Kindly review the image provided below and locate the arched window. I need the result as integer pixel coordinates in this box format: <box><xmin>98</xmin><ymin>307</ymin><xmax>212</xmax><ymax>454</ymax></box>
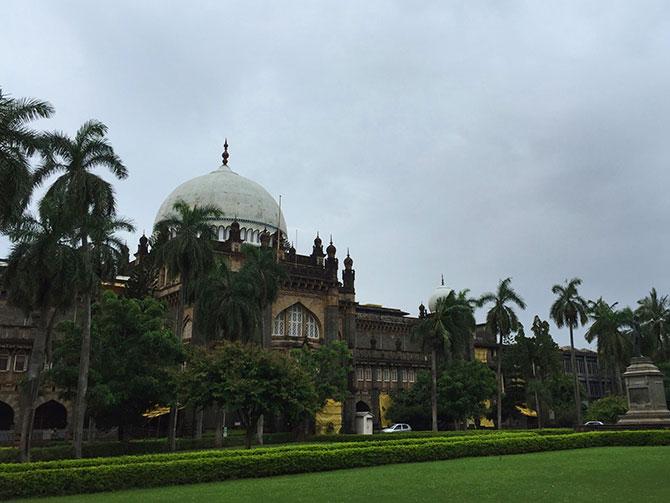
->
<box><xmin>272</xmin><ymin>304</ymin><xmax>320</xmax><ymax>339</ymax></box>
<box><xmin>218</xmin><ymin>226</ymin><xmax>225</xmax><ymax>241</ymax></box>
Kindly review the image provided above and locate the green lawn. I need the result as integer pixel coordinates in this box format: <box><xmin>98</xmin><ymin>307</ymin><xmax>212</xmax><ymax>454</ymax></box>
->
<box><xmin>16</xmin><ymin>446</ymin><xmax>670</xmax><ymax>502</ymax></box>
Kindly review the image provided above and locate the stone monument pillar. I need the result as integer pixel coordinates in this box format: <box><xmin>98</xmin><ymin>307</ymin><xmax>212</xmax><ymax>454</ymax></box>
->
<box><xmin>617</xmin><ymin>357</ymin><xmax>670</xmax><ymax>426</ymax></box>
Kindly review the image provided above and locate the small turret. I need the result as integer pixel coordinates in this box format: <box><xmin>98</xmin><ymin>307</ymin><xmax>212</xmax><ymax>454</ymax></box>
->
<box><xmin>260</xmin><ymin>228</ymin><xmax>271</xmax><ymax>248</ymax></box>
<box><xmin>311</xmin><ymin>232</ymin><xmax>325</xmax><ymax>266</ymax></box>
<box><xmin>342</xmin><ymin>248</ymin><xmax>355</xmax><ymax>294</ymax></box>
<box><xmin>135</xmin><ymin>233</ymin><xmax>149</xmax><ymax>263</ymax></box>
<box><xmin>325</xmin><ymin>235</ymin><xmax>338</xmax><ymax>275</ymax></box>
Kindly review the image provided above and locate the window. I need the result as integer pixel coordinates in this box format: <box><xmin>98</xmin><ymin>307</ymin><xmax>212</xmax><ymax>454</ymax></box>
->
<box><xmin>391</xmin><ymin>368</ymin><xmax>398</xmax><ymax>382</ymax></box>
<box><xmin>14</xmin><ymin>354</ymin><xmax>27</xmax><ymax>372</ymax></box>
<box><xmin>356</xmin><ymin>367</ymin><xmax>364</xmax><ymax>381</ymax></box>
<box><xmin>409</xmin><ymin>369</ymin><xmax>416</xmax><ymax>383</ymax></box>
<box><xmin>577</xmin><ymin>359</ymin><xmax>586</xmax><ymax>374</ymax></box>
<box><xmin>0</xmin><ymin>354</ymin><xmax>9</xmax><ymax>372</ymax></box>
<box><xmin>563</xmin><ymin>359</ymin><xmax>572</xmax><ymax>374</ymax></box>
<box><xmin>402</xmin><ymin>369</ymin><xmax>408</xmax><ymax>383</ymax></box>
<box><xmin>375</xmin><ymin>368</ymin><xmax>382</xmax><ymax>382</ymax></box>
<box><xmin>364</xmin><ymin>367</ymin><xmax>372</xmax><ymax>381</ymax></box>
<box><xmin>272</xmin><ymin>304</ymin><xmax>320</xmax><ymax>339</ymax></box>
<box><xmin>587</xmin><ymin>361</ymin><xmax>599</xmax><ymax>375</ymax></box>
<box><xmin>383</xmin><ymin>368</ymin><xmax>390</xmax><ymax>382</ymax></box>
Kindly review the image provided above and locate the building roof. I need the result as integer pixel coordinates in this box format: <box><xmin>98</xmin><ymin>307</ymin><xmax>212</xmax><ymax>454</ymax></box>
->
<box><xmin>154</xmin><ymin>161</ymin><xmax>287</xmax><ymax>238</ymax></box>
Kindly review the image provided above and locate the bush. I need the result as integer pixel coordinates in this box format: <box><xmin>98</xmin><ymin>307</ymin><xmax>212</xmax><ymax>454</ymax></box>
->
<box><xmin>585</xmin><ymin>396</ymin><xmax>628</xmax><ymax>424</ymax></box>
<box><xmin>0</xmin><ymin>431</ymin><xmax>668</xmax><ymax>499</ymax></box>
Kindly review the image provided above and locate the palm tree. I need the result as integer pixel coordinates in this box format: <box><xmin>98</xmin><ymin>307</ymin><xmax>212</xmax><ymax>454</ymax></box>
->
<box><xmin>239</xmin><ymin>244</ymin><xmax>286</xmax><ymax>346</ymax></box>
<box><xmin>636</xmin><ymin>288</ymin><xmax>670</xmax><ymax>361</ymax></box>
<box><xmin>195</xmin><ymin>260</ymin><xmax>259</xmax><ymax>343</ymax></box>
<box><xmin>0</xmin><ymin>88</ymin><xmax>54</xmax><ymax>230</ymax></box>
<box><xmin>414</xmin><ymin>290</ymin><xmax>475</xmax><ymax>431</ymax></box>
<box><xmin>152</xmin><ymin>200</ymin><xmax>222</xmax><ymax>449</ymax></box>
<box><xmin>585</xmin><ymin>299</ymin><xmax>631</xmax><ymax>394</ymax></box>
<box><xmin>4</xmin><ymin>206</ymin><xmax>78</xmax><ymax>462</ymax></box>
<box><xmin>479</xmin><ymin>278</ymin><xmax>526</xmax><ymax>430</ymax></box>
<box><xmin>34</xmin><ymin>120</ymin><xmax>128</xmax><ymax>458</ymax></box>
<box><xmin>550</xmin><ymin>278</ymin><xmax>589</xmax><ymax>426</ymax></box>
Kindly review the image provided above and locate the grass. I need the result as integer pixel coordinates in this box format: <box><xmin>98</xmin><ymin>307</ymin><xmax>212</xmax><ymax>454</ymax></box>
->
<box><xmin>15</xmin><ymin>446</ymin><xmax>670</xmax><ymax>502</ymax></box>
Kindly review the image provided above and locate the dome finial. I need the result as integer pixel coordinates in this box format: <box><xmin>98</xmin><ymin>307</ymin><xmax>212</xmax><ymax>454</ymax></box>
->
<box><xmin>222</xmin><ymin>138</ymin><xmax>229</xmax><ymax>165</ymax></box>
<box><xmin>441</xmin><ymin>274</ymin><xmax>444</xmax><ymax>286</ymax></box>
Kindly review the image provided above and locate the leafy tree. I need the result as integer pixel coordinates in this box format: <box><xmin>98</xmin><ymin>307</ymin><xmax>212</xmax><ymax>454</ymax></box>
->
<box><xmin>413</xmin><ymin>290</ymin><xmax>475</xmax><ymax>431</ymax></box>
<box><xmin>635</xmin><ymin>288</ymin><xmax>670</xmax><ymax>361</ymax></box>
<box><xmin>0</xmin><ymin>88</ymin><xmax>53</xmax><ymax>230</ymax></box>
<box><xmin>35</xmin><ymin>120</ymin><xmax>130</xmax><ymax>457</ymax></box>
<box><xmin>388</xmin><ymin>361</ymin><xmax>496</xmax><ymax>430</ymax></box>
<box><xmin>479</xmin><ymin>277</ymin><xmax>526</xmax><ymax>429</ymax></box>
<box><xmin>291</xmin><ymin>341</ymin><xmax>352</xmax><ymax>435</ymax></box>
<box><xmin>550</xmin><ymin>278</ymin><xmax>589</xmax><ymax>426</ymax></box>
<box><xmin>438</xmin><ymin>360</ymin><xmax>496</xmax><ymax>428</ymax></box>
<box><xmin>49</xmin><ymin>291</ymin><xmax>184</xmax><ymax>440</ymax></box>
<box><xmin>4</xmin><ymin>207</ymin><xmax>78</xmax><ymax>461</ymax></box>
<box><xmin>585</xmin><ymin>395</ymin><xmax>628</xmax><ymax>424</ymax></box>
<box><xmin>585</xmin><ymin>299</ymin><xmax>632</xmax><ymax>394</ymax></box>
<box><xmin>181</xmin><ymin>342</ymin><xmax>316</xmax><ymax>448</ymax></box>
<box><xmin>545</xmin><ymin>373</ymin><xmax>586</xmax><ymax>427</ymax></box>
<box><xmin>504</xmin><ymin>316</ymin><xmax>561</xmax><ymax>428</ymax></box>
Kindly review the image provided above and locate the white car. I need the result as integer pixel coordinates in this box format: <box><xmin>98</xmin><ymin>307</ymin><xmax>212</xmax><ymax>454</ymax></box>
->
<box><xmin>382</xmin><ymin>423</ymin><xmax>412</xmax><ymax>433</ymax></box>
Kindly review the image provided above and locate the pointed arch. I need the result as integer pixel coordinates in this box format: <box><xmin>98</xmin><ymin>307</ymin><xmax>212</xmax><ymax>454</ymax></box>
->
<box><xmin>272</xmin><ymin>303</ymin><xmax>321</xmax><ymax>339</ymax></box>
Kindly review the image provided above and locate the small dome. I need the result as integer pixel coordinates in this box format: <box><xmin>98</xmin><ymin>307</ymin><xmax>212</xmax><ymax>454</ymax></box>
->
<box><xmin>154</xmin><ymin>162</ymin><xmax>287</xmax><ymax>244</ymax></box>
<box><xmin>428</xmin><ymin>279</ymin><xmax>452</xmax><ymax>313</ymax></box>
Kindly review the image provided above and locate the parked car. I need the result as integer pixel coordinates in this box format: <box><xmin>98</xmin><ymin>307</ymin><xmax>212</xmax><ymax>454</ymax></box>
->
<box><xmin>381</xmin><ymin>423</ymin><xmax>412</xmax><ymax>433</ymax></box>
<box><xmin>583</xmin><ymin>420</ymin><xmax>604</xmax><ymax>426</ymax></box>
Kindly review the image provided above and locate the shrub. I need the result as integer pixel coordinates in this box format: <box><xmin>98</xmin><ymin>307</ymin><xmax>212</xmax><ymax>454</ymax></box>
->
<box><xmin>585</xmin><ymin>396</ymin><xmax>628</xmax><ymax>424</ymax></box>
<box><xmin>0</xmin><ymin>431</ymin><xmax>667</xmax><ymax>499</ymax></box>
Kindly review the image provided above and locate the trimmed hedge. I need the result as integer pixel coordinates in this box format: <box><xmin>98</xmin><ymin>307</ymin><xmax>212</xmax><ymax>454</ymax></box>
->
<box><xmin>0</xmin><ymin>431</ymin><xmax>668</xmax><ymax>500</ymax></box>
<box><xmin>0</xmin><ymin>432</ymin><xmax>294</xmax><ymax>463</ymax></box>
<box><xmin>0</xmin><ymin>431</ymin><xmax>541</xmax><ymax>474</ymax></box>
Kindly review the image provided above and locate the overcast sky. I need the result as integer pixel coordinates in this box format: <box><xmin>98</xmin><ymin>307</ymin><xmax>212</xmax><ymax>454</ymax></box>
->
<box><xmin>3</xmin><ymin>1</ymin><xmax>670</xmax><ymax>348</ymax></box>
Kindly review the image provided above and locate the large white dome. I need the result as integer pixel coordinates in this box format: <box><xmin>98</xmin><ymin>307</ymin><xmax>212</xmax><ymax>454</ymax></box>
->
<box><xmin>428</xmin><ymin>277</ymin><xmax>452</xmax><ymax>313</ymax></box>
<box><xmin>154</xmin><ymin>162</ymin><xmax>287</xmax><ymax>245</ymax></box>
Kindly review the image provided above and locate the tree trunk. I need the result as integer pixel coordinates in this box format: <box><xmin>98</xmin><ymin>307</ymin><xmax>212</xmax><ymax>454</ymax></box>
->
<box><xmin>88</xmin><ymin>416</ymin><xmax>96</xmax><ymax>442</ymax></box>
<box><xmin>72</xmin><ymin>233</ymin><xmax>93</xmax><ymax>459</ymax></box>
<box><xmin>532</xmin><ymin>363</ymin><xmax>542</xmax><ymax>429</ymax></box>
<box><xmin>615</xmin><ymin>364</ymin><xmax>624</xmax><ymax>395</ymax></box>
<box><xmin>431</xmin><ymin>348</ymin><xmax>438</xmax><ymax>432</ymax></box>
<box><xmin>245</xmin><ymin>416</ymin><xmax>258</xmax><ymax>449</ymax></box>
<box><xmin>214</xmin><ymin>406</ymin><xmax>225</xmax><ymax>448</ymax></box>
<box><xmin>194</xmin><ymin>408</ymin><xmax>203</xmax><ymax>440</ymax></box>
<box><xmin>73</xmin><ymin>289</ymin><xmax>92</xmax><ymax>459</ymax></box>
<box><xmin>569</xmin><ymin>325</ymin><xmax>582</xmax><ymax>426</ymax></box>
<box><xmin>168</xmin><ymin>406</ymin><xmax>178</xmax><ymax>451</ymax></box>
<box><xmin>496</xmin><ymin>332</ymin><xmax>503</xmax><ymax>430</ymax></box>
<box><xmin>18</xmin><ymin>309</ymin><xmax>52</xmax><ymax>462</ymax></box>
<box><xmin>257</xmin><ymin>414</ymin><xmax>264</xmax><ymax>445</ymax></box>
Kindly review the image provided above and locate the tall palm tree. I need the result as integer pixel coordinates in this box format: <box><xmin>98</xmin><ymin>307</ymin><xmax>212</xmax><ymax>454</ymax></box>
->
<box><xmin>0</xmin><ymin>88</ymin><xmax>54</xmax><ymax>230</ymax></box>
<box><xmin>479</xmin><ymin>277</ymin><xmax>526</xmax><ymax>430</ymax></box>
<box><xmin>414</xmin><ymin>290</ymin><xmax>475</xmax><ymax>431</ymax></box>
<box><xmin>550</xmin><ymin>278</ymin><xmax>589</xmax><ymax>426</ymax></box>
<box><xmin>4</xmin><ymin>206</ymin><xmax>78</xmax><ymax>462</ymax></box>
<box><xmin>195</xmin><ymin>260</ymin><xmax>259</xmax><ymax>343</ymax></box>
<box><xmin>34</xmin><ymin>120</ymin><xmax>128</xmax><ymax>458</ymax></box>
<box><xmin>152</xmin><ymin>200</ymin><xmax>221</xmax><ymax>449</ymax></box>
<box><xmin>239</xmin><ymin>244</ymin><xmax>286</xmax><ymax>346</ymax></box>
<box><xmin>636</xmin><ymin>288</ymin><xmax>670</xmax><ymax>361</ymax></box>
<box><xmin>585</xmin><ymin>299</ymin><xmax>631</xmax><ymax>394</ymax></box>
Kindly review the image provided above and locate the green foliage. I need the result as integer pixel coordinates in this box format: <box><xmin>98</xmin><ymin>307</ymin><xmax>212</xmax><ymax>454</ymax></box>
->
<box><xmin>550</xmin><ymin>278</ymin><xmax>589</xmax><ymax>330</ymax></box>
<box><xmin>1</xmin><ymin>431</ymin><xmax>668</xmax><ymax>499</ymax></box>
<box><xmin>292</xmin><ymin>340</ymin><xmax>352</xmax><ymax>406</ymax></box>
<box><xmin>585</xmin><ymin>395</ymin><xmax>628</xmax><ymax>424</ymax></box>
<box><xmin>635</xmin><ymin>288</ymin><xmax>670</xmax><ymax>361</ymax></box>
<box><xmin>181</xmin><ymin>342</ymin><xmax>317</xmax><ymax>447</ymax></box>
<box><xmin>479</xmin><ymin>278</ymin><xmax>527</xmax><ymax>345</ymax></box>
<box><xmin>388</xmin><ymin>361</ymin><xmax>496</xmax><ymax>428</ymax></box>
<box><xmin>49</xmin><ymin>291</ymin><xmax>185</xmax><ymax>435</ymax></box>
<box><xmin>0</xmin><ymin>87</ymin><xmax>54</xmax><ymax>230</ymax></box>
<box><xmin>545</xmin><ymin>374</ymin><xmax>586</xmax><ymax>427</ymax></box>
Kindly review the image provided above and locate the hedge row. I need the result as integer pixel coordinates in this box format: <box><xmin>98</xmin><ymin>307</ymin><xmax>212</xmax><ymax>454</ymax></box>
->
<box><xmin>0</xmin><ymin>431</ymin><xmax>542</xmax><ymax>474</ymax></box>
<box><xmin>1</xmin><ymin>431</ymin><xmax>667</xmax><ymax>500</ymax></box>
<box><xmin>0</xmin><ymin>429</ymin><xmax>559</xmax><ymax>464</ymax></box>
<box><xmin>0</xmin><ymin>432</ymin><xmax>294</xmax><ymax>463</ymax></box>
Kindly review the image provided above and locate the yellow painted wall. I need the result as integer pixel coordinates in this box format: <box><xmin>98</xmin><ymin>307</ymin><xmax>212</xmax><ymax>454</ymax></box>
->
<box><xmin>379</xmin><ymin>393</ymin><xmax>392</xmax><ymax>428</ymax></box>
<box><xmin>315</xmin><ymin>399</ymin><xmax>342</xmax><ymax>434</ymax></box>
